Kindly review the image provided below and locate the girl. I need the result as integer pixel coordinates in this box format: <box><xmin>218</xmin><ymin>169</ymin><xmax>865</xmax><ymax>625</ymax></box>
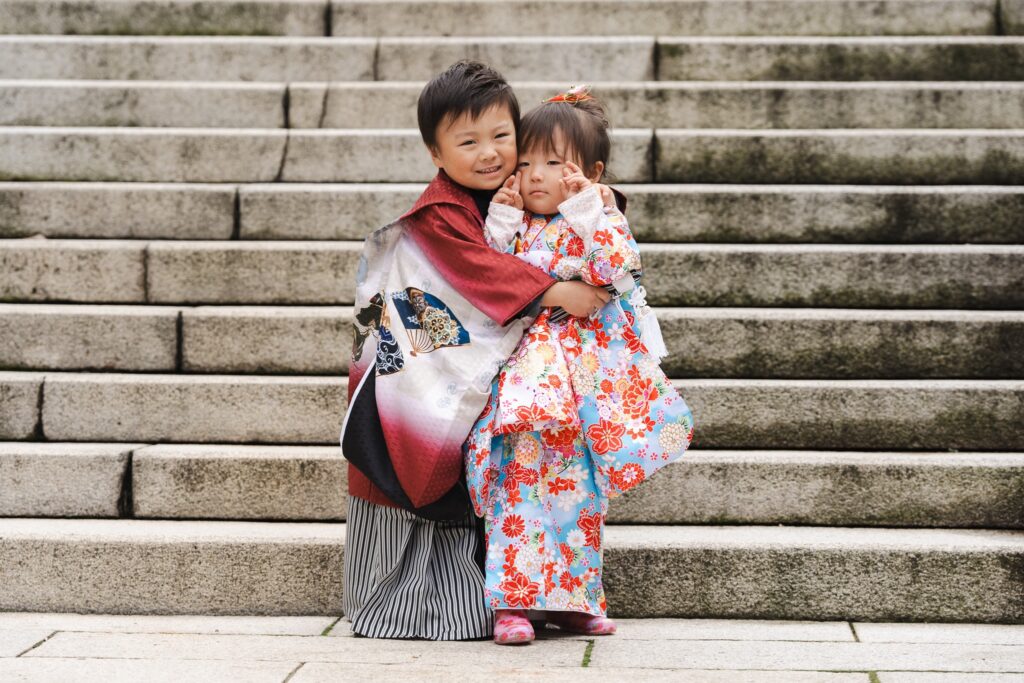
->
<box><xmin>463</xmin><ymin>85</ymin><xmax>696</xmax><ymax>645</ymax></box>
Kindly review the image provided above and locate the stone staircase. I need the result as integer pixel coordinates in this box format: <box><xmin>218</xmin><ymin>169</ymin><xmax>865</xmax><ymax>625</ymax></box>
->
<box><xmin>1</xmin><ymin>1</ymin><xmax>1023</xmax><ymax>622</ymax></box>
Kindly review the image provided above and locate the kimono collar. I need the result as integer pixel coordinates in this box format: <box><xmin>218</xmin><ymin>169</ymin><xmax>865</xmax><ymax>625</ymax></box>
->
<box><xmin>401</xmin><ymin>169</ymin><xmax>483</xmax><ymax>224</ymax></box>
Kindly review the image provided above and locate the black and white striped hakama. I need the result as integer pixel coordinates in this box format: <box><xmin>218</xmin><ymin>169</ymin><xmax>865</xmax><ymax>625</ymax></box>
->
<box><xmin>342</xmin><ymin>494</ymin><xmax>494</xmax><ymax>640</ymax></box>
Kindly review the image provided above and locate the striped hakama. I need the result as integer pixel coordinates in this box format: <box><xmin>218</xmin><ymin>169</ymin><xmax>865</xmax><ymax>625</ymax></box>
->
<box><xmin>342</xmin><ymin>494</ymin><xmax>493</xmax><ymax>640</ymax></box>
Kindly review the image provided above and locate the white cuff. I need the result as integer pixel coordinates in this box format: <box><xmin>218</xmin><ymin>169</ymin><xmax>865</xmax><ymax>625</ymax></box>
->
<box><xmin>557</xmin><ymin>185</ymin><xmax>604</xmax><ymax>252</ymax></box>
<box><xmin>484</xmin><ymin>201</ymin><xmax>525</xmax><ymax>251</ymax></box>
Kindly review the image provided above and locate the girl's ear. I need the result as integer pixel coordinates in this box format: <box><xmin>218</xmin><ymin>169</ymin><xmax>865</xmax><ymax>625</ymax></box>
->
<box><xmin>588</xmin><ymin>160</ymin><xmax>605</xmax><ymax>183</ymax></box>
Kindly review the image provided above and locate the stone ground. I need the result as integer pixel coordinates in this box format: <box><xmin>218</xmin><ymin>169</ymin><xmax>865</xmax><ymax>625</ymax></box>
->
<box><xmin>0</xmin><ymin>613</ymin><xmax>1022</xmax><ymax>681</ymax></box>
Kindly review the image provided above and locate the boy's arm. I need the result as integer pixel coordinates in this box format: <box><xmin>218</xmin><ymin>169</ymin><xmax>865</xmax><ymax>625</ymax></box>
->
<box><xmin>558</xmin><ymin>184</ymin><xmax>642</xmax><ymax>287</ymax></box>
<box><xmin>408</xmin><ymin>203</ymin><xmax>555</xmax><ymax>327</ymax></box>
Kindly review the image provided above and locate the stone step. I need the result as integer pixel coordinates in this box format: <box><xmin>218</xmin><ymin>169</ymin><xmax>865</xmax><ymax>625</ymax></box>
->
<box><xmin>8</xmin><ymin>442</ymin><xmax>1019</xmax><ymax>528</ymax></box>
<box><xmin>4</xmin><ymin>127</ymin><xmax>1024</xmax><ymax>184</ymax></box>
<box><xmin>2</xmin><ymin>371</ymin><xmax>1021</xmax><ymax>450</ymax></box>
<box><xmin>3</xmin><ymin>182</ymin><xmax>1023</xmax><ymax>244</ymax></box>
<box><xmin>0</xmin><ymin>0</ymin><xmax>1003</xmax><ymax>37</ymax></box>
<box><xmin>7</xmin><ymin>80</ymin><xmax>1024</xmax><ymax>129</ymax></box>
<box><xmin>2</xmin><ymin>36</ymin><xmax>1023</xmax><ymax>82</ymax></box>
<box><xmin>0</xmin><ymin>517</ymin><xmax>1020</xmax><ymax>621</ymax></box>
<box><xmin>0</xmin><ymin>0</ymin><xmax>329</xmax><ymax>36</ymax></box>
<box><xmin>3</xmin><ymin>240</ymin><xmax>1021</xmax><ymax>309</ymax></box>
<box><xmin>0</xmin><ymin>127</ymin><xmax>650</xmax><ymax>183</ymax></box>
<box><xmin>4</xmin><ymin>304</ymin><xmax>1024</xmax><ymax>379</ymax></box>
<box><xmin>653</xmin><ymin>129</ymin><xmax>1024</xmax><ymax>184</ymax></box>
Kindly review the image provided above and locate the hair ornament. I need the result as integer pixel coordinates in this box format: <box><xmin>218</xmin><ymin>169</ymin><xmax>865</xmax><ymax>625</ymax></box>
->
<box><xmin>543</xmin><ymin>84</ymin><xmax>593</xmax><ymax>105</ymax></box>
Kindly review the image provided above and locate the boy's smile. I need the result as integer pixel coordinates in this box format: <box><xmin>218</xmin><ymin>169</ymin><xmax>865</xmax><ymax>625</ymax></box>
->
<box><xmin>428</xmin><ymin>103</ymin><xmax>517</xmax><ymax>191</ymax></box>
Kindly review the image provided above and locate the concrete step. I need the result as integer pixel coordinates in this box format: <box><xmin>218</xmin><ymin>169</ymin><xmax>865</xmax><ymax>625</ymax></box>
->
<box><xmin>2</xmin><ymin>36</ymin><xmax>1023</xmax><ymax>82</ymax></box>
<box><xmin>3</xmin><ymin>182</ymin><xmax>1023</xmax><ymax>244</ymax></box>
<box><xmin>3</xmin><ymin>240</ymin><xmax>1021</xmax><ymax>309</ymax></box>
<box><xmin>0</xmin><ymin>0</ymin><xmax>1002</xmax><ymax>37</ymax></box>
<box><xmin>7</xmin><ymin>80</ymin><xmax>1024</xmax><ymax>129</ymax></box>
<box><xmin>4</xmin><ymin>127</ymin><xmax>1024</xmax><ymax>184</ymax></box>
<box><xmin>657</xmin><ymin>37</ymin><xmax>1024</xmax><ymax>81</ymax></box>
<box><xmin>2</xmin><ymin>371</ymin><xmax>1022</xmax><ymax>449</ymax></box>
<box><xmin>0</xmin><ymin>0</ymin><xmax>328</xmax><ymax>36</ymax></box>
<box><xmin>653</xmin><ymin>129</ymin><xmax>1024</xmax><ymax>184</ymax></box>
<box><xmin>8</xmin><ymin>442</ymin><xmax>1019</xmax><ymax>528</ymax></box>
<box><xmin>0</xmin><ymin>127</ymin><xmax>650</xmax><ymax>182</ymax></box>
<box><xmin>0</xmin><ymin>36</ymin><xmax>653</xmax><ymax>82</ymax></box>
<box><xmin>4</xmin><ymin>304</ymin><xmax>1024</xmax><ymax>379</ymax></box>
<box><xmin>0</xmin><ymin>517</ymin><xmax>1020</xmax><ymax>621</ymax></box>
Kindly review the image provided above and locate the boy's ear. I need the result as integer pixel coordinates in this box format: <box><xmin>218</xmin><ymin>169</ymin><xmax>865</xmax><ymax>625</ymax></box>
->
<box><xmin>427</xmin><ymin>144</ymin><xmax>444</xmax><ymax>169</ymax></box>
<box><xmin>588</xmin><ymin>161</ymin><xmax>605</xmax><ymax>183</ymax></box>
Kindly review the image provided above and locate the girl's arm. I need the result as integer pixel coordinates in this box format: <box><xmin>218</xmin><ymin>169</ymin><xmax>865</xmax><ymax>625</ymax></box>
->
<box><xmin>482</xmin><ymin>201</ymin><xmax>524</xmax><ymax>253</ymax></box>
<box><xmin>557</xmin><ymin>184</ymin><xmax>642</xmax><ymax>288</ymax></box>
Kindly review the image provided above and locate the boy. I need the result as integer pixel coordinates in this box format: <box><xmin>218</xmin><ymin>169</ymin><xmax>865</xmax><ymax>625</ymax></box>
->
<box><xmin>341</xmin><ymin>60</ymin><xmax>610</xmax><ymax>640</ymax></box>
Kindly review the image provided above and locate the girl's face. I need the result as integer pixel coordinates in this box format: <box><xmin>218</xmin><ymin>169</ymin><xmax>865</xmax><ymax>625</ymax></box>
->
<box><xmin>517</xmin><ymin>130</ymin><xmax>600</xmax><ymax>215</ymax></box>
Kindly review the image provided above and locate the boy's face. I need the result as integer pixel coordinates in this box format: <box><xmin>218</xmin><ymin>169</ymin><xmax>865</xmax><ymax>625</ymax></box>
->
<box><xmin>429</xmin><ymin>103</ymin><xmax>517</xmax><ymax>191</ymax></box>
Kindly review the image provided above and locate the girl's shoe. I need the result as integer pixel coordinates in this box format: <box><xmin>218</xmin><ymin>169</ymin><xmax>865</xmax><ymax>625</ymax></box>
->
<box><xmin>545</xmin><ymin>610</ymin><xmax>617</xmax><ymax>635</ymax></box>
<box><xmin>493</xmin><ymin>609</ymin><xmax>535</xmax><ymax>645</ymax></box>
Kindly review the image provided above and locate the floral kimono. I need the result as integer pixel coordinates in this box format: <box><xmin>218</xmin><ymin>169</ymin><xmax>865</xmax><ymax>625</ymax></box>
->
<box><xmin>463</xmin><ymin>185</ymin><xmax>695</xmax><ymax>616</ymax></box>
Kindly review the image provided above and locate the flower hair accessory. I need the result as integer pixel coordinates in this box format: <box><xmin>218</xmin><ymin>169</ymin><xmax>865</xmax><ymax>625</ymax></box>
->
<box><xmin>543</xmin><ymin>84</ymin><xmax>593</xmax><ymax>105</ymax></box>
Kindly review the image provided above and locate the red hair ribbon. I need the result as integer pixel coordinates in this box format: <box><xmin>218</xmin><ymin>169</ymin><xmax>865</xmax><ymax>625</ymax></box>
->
<box><xmin>543</xmin><ymin>84</ymin><xmax>593</xmax><ymax>104</ymax></box>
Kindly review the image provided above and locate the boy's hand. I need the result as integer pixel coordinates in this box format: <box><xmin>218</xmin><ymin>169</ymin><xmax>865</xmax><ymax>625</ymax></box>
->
<box><xmin>560</xmin><ymin>160</ymin><xmax>592</xmax><ymax>199</ymax></box>
<box><xmin>493</xmin><ymin>172</ymin><xmax>523</xmax><ymax>210</ymax></box>
<box><xmin>594</xmin><ymin>183</ymin><xmax>616</xmax><ymax>208</ymax></box>
<box><xmin>540</xmin><ymin>281</ymin><xmax>611</xmax><ymax>318</ymax></box>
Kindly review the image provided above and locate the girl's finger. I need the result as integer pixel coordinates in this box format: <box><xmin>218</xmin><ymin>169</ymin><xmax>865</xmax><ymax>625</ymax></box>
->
<box><xmin>503</xmin><ymin>174</ymin><xmax>516</xmax><ymax>189</ymax></box>
<box><xmin>565</xmin><ymin>160</ymin><xmax>581</xmax><ymax>174</ymax></box>
<box><xmin>511</xmin><ymin>172</ymin><xmax>521</xmax><ymax>193</ymax></box>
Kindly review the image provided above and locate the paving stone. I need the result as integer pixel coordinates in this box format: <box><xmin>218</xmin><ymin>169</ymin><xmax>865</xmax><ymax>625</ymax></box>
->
<box><xmin>23</xmin><ymin>630</ymin><xmax>589</xmax><ymax>665</ymax></box>
<box><xmin>0</xmin><ymin>658</ymin><xmax>298</xmax><ymax>683</ymax></box>
<box><xmin>587</xmin><ymin>638</ymin><xmax>1024</xmax><ymax>672</ymax></box>
<box><xmin>0</xmin><ymin>628</ymin><xmax>52</xmax><ymax>656</ymax></box>
<box><xmin>854</xmin><ymin>622</ymin><xmax>1024</xmax><ymax>645</ymax></box>
<box><xmin>0</xmin><ymin>442</ymin><xmax>140</xmax><ymax>517</ymax></box>
<box><xmin>878</xmin><ymin>674</ymin><xmax>1024</xmax><ymax>682</ymax></box>
<box><xmin>574</xmin><ymin>618</ymin><xmax>856</xmax><ymax>642</ymax></box>
<box><xmin>0</xmin><ymin>182</ymin><xmax>235</xmax><ymax>240</ymax></box>
<box><xmin>0</xmin><ymin>304</ymin><xmax>178</xmax><ymax>371</ymax></box>
<box><xmin>0</xmin><ymin>612</ymin><xmax>336</xmax><ymax>636</ymax></box>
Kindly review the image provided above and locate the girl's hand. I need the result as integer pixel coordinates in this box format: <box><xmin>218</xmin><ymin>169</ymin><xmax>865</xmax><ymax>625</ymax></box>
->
<box><xmin>594</xmin><ymin>183</ymin><xmax>616</xmax><ymax>208</ymax></box>
<box><xmin>559</xmin><ymin>160</ymin><xmax>591</xmax><ymax>199</ymax></box>
<box><xmin>540</xmin><ymin>281</ymin><xmax>611</xmax><ymax>318</ymax></box>
<box><xmin>493</xmin><ymin>172</ymin><xmax>524</xmax><ymax>210</ymax></box>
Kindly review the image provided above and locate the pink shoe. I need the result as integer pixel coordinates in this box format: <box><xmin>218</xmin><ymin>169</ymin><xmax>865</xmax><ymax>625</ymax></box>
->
<box><xmin>545</xmin><ymin>610</ymin><xmax>617</xmax><ymax>635</ymax></box>
<box><xmin>493</xmin><ymin>609</ymin><xmax>535</xmax><ymax>645</ymax></box>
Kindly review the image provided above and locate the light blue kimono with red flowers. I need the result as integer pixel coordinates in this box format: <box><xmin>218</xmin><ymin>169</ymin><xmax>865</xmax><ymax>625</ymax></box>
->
<box><xmin>463</xmin><ymin>185</ymin><xmax>695</xmax><ymax>616</ymax></box>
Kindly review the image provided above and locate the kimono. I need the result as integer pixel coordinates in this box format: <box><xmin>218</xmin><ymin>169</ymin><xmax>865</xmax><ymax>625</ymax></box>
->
<box><xmin>340</xmin><ymin>169</ymin><xmax>556</xmax><ymax>640</ymax></box>
<box><xmin>463</xmin><ymin>184</ymin><xmax>695</xmax><ymax>617</ymax></box>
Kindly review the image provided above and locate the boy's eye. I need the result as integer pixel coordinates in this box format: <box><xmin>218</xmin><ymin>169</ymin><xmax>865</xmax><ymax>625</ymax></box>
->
<box><xmin>459</xmin><ymin>140</ymin><xmax>475</xmax><ymax>146</ymax></box>
<box><xmin>496</xmin><ymin>133</ymin><xmax>510</xmax><ymax>138</ymax></box>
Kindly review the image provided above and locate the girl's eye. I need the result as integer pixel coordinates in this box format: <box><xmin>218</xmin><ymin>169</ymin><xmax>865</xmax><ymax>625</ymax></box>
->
<box><xmin>548</xmin><ymin>160</ymin><xmax>562</xmax><ymax>165</ymax></box>
<box><xmin>517</xmin><ymin>162</ymin><xmax>528</xmax><ymax>168</ymax></box>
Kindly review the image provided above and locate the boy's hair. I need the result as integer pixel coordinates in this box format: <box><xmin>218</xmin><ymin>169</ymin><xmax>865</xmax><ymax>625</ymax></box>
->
<box><xmin>519</xmin><ymin>94</ymin><xmax>612</xmax><ymax>181</ymax></box>
<box><xmin>417</xmin><ymin>60</ymin><xmax>521</xmax><ymax>151</ymax></box>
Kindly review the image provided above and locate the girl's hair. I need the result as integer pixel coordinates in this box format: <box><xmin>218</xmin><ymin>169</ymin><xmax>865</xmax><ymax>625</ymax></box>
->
<box><xmin>518</xmin><ymin>90</ymin><xmax>612</xmax><ymax>181</ymax></box>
